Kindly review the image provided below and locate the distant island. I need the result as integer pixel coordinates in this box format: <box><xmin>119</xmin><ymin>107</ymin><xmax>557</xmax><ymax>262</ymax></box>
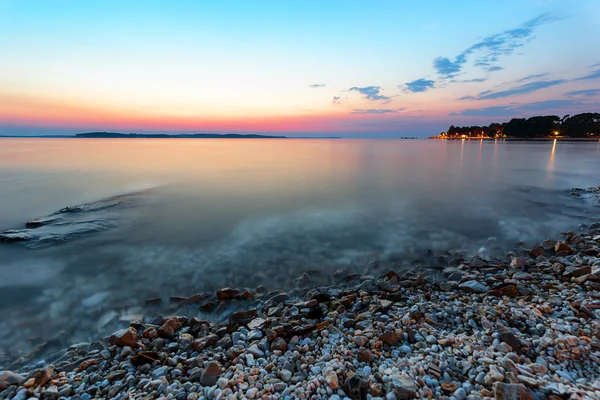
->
<box><xmin>75</xmin><ymin>132</ymin><xmax>287</xmax><ymax>139</ymax></box>
<box><xmin>432</xmin><ymin>112</ymin><xmax>600</xmax><ymax>139</ymax></box>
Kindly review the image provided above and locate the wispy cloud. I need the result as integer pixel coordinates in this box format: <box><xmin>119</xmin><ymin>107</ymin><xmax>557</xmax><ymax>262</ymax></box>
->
<box><xmin>451</xmin><ymin>99</ymin><xmax>583</xmax><ymax>117</ymax></box>
<box><xmin>433</xmin><ymin>14</ymin><xmax>560</xmax><ymax>78</ymax></box>
<box><xmin>565</xmin><ymin>88</ymin><xmax>600</xmax><ymax>97</ymax></box>
<box><xmin>309</xmin><ymin>84</ymin><xmax>326</xmax><ymax>88</ymax></box>
<box><xmin>460</xmin><ymin>79</ymin><xmax>566</xmax><ymax>100</ymax></box>
<box><xmin>332</xmin><ymin>96</ymin><xmax>342</xmax><ymax>104</ymax></box>
<box><xmin>575</xmin><ymin>69</ymin><xmax>600</xmax><ymax>81</ymax></box>
<box><xmin>349</xmin><ymin>86</ymin><xmax>390</xmax><ymax>102</ymax></box>
<box><xmin>516</xmin><ymin>73</ymin><xmax>548</xmax><ymax>82</ymax></box>
<box><xmin>351</xmin><ymin>108</ymin><xmax>404</xmax><ymax>114</ymax></box>
<box><xmin>403</xmin><ymin>79</ymin><xmax>435</xmax><ymax>93</ymax></box>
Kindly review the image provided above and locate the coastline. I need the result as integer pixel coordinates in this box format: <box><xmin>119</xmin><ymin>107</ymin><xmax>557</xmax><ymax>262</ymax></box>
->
<box><xmin>1</xmin><ymin>192</ymin><xmax>600</xmax><ymax>399</ymax></box>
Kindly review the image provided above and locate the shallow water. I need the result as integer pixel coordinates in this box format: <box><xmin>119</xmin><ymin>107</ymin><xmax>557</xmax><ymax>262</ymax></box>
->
<box><xmin>0</xmin><ymin>138</ymin><xmax>599</xmax><ymax>365</ymax></box>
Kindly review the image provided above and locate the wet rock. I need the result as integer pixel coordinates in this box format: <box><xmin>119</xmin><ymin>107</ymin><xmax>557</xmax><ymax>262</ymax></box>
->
<box><xmin>216</xmin><ymin>288</ymin><xmax>239</xmax><ymax>300</ymax></box>
<box><xmin>564</xmin><ymin>265</ymin><xmax>591</xmax><ymax>278</ymax></box>
<box><xmin>33</xmin><ymin>366</ymin><xmax>54</xmax><ymax>388</ymax></box>
<box><xmin>555</xmin><ymin>242</ymin><xmax>573</xmax><ymax>254</ymax></box>
<box><xmin>469</xmin><ymin>258</ymin><xmax>488</xmax><ymax>268</ymax></box>
<box><xmin>229</xmin><ymin>309</ymin><xmax>257</xmax><ymax>326</ymax></box>
<box><xmin>109</xmin><ymin>327</ymin><xmax>138</xmax><ymax>347</ymax></box>
<box><xmin>0</xmin><ymin>371</ymin><xmax>25</xmax><ymax>390</ymax></box>
<box><xmin>158</xmin><ymin>317</ymin><xmax>180</xmax><ymax>338</ymax></box>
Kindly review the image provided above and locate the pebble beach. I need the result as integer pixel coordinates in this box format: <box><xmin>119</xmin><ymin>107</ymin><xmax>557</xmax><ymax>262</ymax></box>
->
<box><xmin>1</xmin><ymin>190</ymin><xmax>600</xmax><ymax>399</ymax></box>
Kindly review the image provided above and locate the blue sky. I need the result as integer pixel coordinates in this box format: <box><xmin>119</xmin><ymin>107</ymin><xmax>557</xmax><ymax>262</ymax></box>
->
<box><xmin>0</xmin><ymin>0</ymin><xmax>599</xmax><ymax>137</ymax></box>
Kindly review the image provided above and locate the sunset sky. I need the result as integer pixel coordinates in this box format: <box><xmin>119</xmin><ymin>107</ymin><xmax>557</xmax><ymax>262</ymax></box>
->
<box><xmin>1</xmin><ymin>0</ymin><xmax>599</xmax><ymax>137</ymax></box>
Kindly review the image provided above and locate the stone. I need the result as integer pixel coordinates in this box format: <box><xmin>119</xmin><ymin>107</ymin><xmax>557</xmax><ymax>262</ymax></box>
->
<box><xmin>380</xmin><ymin>330</ymin><xmax>399</xmax><ymax>346</ymax></box>
<box><xmin>459</xmin><ymin>280</ymin><xmax>488</xmax><ymax>293</ymax></box>
<box><xmin>200</xmin><ymin>361</ymin><xmax>221</xmax><ymax>386</ymax></box>
<box><xmin>270</xmin><ymin>337</ymin><xmax>287</xmax><ymax>352</ymax></box>
<box><xmin>555</xmin><ymin>242</ymin><xmax>573</xmax><ymax>254</ymax></box>
<box><xmin>0</xmin><ymin>371</ymin><xmax>25</xmax><ymax>390</ymax></box>
<box><xmin>469</xmin><ymin>258</ymin><xmax>488</xmax><ymax>268</ymax></box>
<box><xmin>229</xmin><ymin>309</ymin><xmax>257</xmax><ymax>326</ymax></box>
<box><xmin>498</xmin><ymin>332</ymin><xmax>523</xmax><ymax>355</ymax></box>
<box><xmin>493</xmin><ymin>382</ymin><xmax>533</xmax><ymax>400</ymax></box>
<box><xmin>110</xmin><ymin>327</ymin><xmax>138</xmax><ymax>347</ymax></box>
<box><xmin>33</xmin><ymin>366</ymin><xmax>54</xmax><ymax>388</ymax></box>
<box><xmin>512</xmin><ymin>272</ymin><xmax>532</xmax><ymax>280</ymax></box>
<box><xmin>193</xmin><ymin>334</ymin><xmax>219</xmax><ymax>351</ymax></box>
<box><xmin>564</xmin><ymin>266</ymin><xmax>591</xmax><ymax>278</ymax></box>
<box><xmin>391</xmin><ymin>373</ymin><xmax>417</xmax><ymax>399</ymax></box>
<box><xmin>510</xmin><ymin>258</ymin><xmax>525</xmax><ymax>269</ymax></box>
<box><xmin>441</xmin><ymin>382</ymin><xmax>458</xmax><ymax>393</ymax></box>
<box><xmin>216</xmin><ymin>287</ymin><xmax>239</xmax><ymax>300</ymax></box>
<box><xmin>158</xmin><ymin>317</ymin><xmax>180</xmax><ymax>338</ymax></box>
<box><xmin>326</xmin><ymin>372</ymin><xmax>339</xmax><ymax>390</ymax></box>
<box><xmin>344</xmin><ymin>375</ymin><xmax>368</xmax><ymax>400</ymax></box>
<box><xmin>357</xmin><ymin>349</ymin><xmax>374</xmax><ymax>363</ymax></box>
<box><xmin>354</xmin><ymin>336</ymin><xmax>369</xmax><ymax>347</ymax></box>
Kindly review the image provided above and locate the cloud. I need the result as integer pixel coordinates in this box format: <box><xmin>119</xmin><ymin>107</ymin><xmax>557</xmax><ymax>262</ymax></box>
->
<box><xmin>351</xmin><ymin>108</ymin><xmax>404</xmax><ymax>114</ymax></box>
<box><xmin>463</xmin><ymin>79</ymin><xmax>566</xmax><ymax>100</ymax></box>
<box><xmin>404</xmin><ymin>78</ymin><xmax>435</xmax><ymax>93</ymax></box>
<box><xmin>565</xmin><ymin>88</ymin><xmax>600</xmax><ymax>97</ymax></box>
<box><xmin>332</xmin><ymin>96</ymin><xmax>342</xmax><ymax>104</ymax></box>
<box><xmin>309</xmin><ymin>84</ymin><xmax>326</xmax><ymax>88</ymax></box>
<box><xmin>462</xmin><ymin>78</ymin><xmax>487</xmax><ymax>83</ymax></box>
<box><xmin>591</xmin><ymin>63</ymin><xmax>600</xmax><ymax>68</ymax></box>
<box><xmin>575</xmin><ymin>69</ymin><xmax>600</xmax><ymax>81</ymax></box>
<box><xmin>348</xmin><ymin>86</ymin><xmax>390</xmax><ymax>102</ymax></box>
<box><xmin>433</xmin><ymin>13</ymin><xmax>559</xmax><ymax>78</ymax></box>
<box><xmin>516</xmin><ymin>73</ymin><xmax>548</xmax><ymax>82</ymax></box>
<box><xmin>450</xmin><ymin>99</ymin><xmax>583</xmax><ymax>117</ymax></box>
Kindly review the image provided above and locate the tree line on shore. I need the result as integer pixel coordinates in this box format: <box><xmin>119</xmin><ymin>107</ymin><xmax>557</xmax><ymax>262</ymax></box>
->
<box><xmin>441</xmin><ymin>112</ymin><xmax>600</xmax><ymax>138</ymax></box>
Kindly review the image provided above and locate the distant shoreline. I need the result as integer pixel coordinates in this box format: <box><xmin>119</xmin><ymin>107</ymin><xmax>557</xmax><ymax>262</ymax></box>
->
<box><xmin>429</xmin><ymin>137</ymin><xmax>600</xmax><ymax>142</ymax></box>
<box><xmin>0</xmin><ymin>132</ymin><xmax>344</xmax><ymax>139</ymax></box>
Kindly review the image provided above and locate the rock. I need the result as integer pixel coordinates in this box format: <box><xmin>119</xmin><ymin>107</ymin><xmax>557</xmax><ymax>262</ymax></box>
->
<box><xmin>41</xmin><ymin>385</ymin><xmax>58</xmax><ymax>400</ymax></box>
<box><xmin>158</xmin><ymin>317</ymin><xmax>180</xmax><ymax>338</ymax></box>
<box><xmin>344</xmin><ymin>375</ymin><xmax>368</xmax><ymax>400</ymax></box>
<box><xmin>469</xmin><ymin>258</ymin><xmax>488</xmax><ymax>268</ymax></box>
<box><xmin>493</xmin><ymin>382</ymin><xmax>533</xmax><ymax>400</ymax></box>
<box><xmin>229</xmin><ymin>309</ymin><xmax>257</xmax><ymax>326</ymax></box>
<box><xmin>270</xmin><ymin>337</ymin><xmax>287</xmax><ymax>351</ymax></box>
<box><xmin>498</xmin><ymin>332</ymin><xmax>523</xmax><ymax>355</ymax></box>
<box><xmin>564</xmin><ymin>265</ymin><xmax>591</xmax><ymax>278</ymax></box>
<box><xmin>512</xmin><ymin>272</ymin><xmax>532</xmax><ymax>280</ymax></box>
<box><xmin>193</xmin><ymin>334</ymin><xmax>219</xmax><ymax>351</ymax></box>
<box><xmin>357</xmin><ymin>349</ymin><xmax>374</xmax><ymax>363</ymax></box>
<box><xmin>33</xmin><ymin>366</ymin><xmax>54</xmax><ymax>388</ymax></box>
<box><xmin>216</xmin><ymin>287</ymin><xmax>239</xmax><ymax>300</ymax></box>
<box><xmin>200</xmin><ymin>361</ymin><xmax>221</xmax><ymax>386</ymax></box>
<box><xmin>391</xmin><ymin>373</ymin><xmax>417</xmax><ymax>399</ymax></box>
<box><xmin>441</xmin><ymin>382</ymin><xmax>458</xmax><ymax>393</ymax></box>
<box><xmin>510</xmin><ymin>258</ymin><xmax>525</xmax><ymax>269</ymax></box>
<box><xmin>555</xmin><ymin>242</ymin><xmax>573</xmax><ymax>254</ymax></box>
<box><xmin>459</xmin><ymin>280</ymin><xmax>488</xmax><ymax>293</ymax></box>
<box><xmin>0</xmin><ymin>371</ymin><xmax>25</xmax><ymax>390</ymax></box>
<box><xmin>327</xmin><ymin>372</ymin><xmax>339</xmax><ymax>390</ymax></box>
<box><xmin>109</xmin><ymin>327</ymin><xmax>138</xmax><ymax>347</ymax></box>
<box><xmin>529</xmin><ymin>247</ymin><xmax>545</xmax><ymax>258</ymax></box>
<box><xmin>354</xmin><ymin>336</ymin><xmax>369</xmax><ymax>347</ymax></box>
<box><xmin>380</xmin><ymin>330</ymin><xmax>399</xmax><ymax>346</ymax></box>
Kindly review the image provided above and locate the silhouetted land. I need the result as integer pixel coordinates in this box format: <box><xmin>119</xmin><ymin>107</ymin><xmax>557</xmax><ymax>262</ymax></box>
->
<box><xmin>75</xmin><ymin>132</ymin><xmax>287</xmax><ymax>139</ymax></box>
<box><xmin>435</xmin><ymin>112</ymin><xmax>600</xmax><ymax>139</ymax></box>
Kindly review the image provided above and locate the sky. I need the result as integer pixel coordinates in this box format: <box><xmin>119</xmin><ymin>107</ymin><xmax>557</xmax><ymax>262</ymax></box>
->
<box><xmin>0</xmin><ymin>0</ymin><xmax>599</xmax><ymax>137</ymax></box>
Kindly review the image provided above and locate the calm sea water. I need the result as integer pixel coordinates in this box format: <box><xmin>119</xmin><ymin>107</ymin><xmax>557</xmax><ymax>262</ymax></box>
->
<box><xmin>0</xmin><ymin>138</ymin><xmax>599</xmax><ymax>363</ymax></box>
